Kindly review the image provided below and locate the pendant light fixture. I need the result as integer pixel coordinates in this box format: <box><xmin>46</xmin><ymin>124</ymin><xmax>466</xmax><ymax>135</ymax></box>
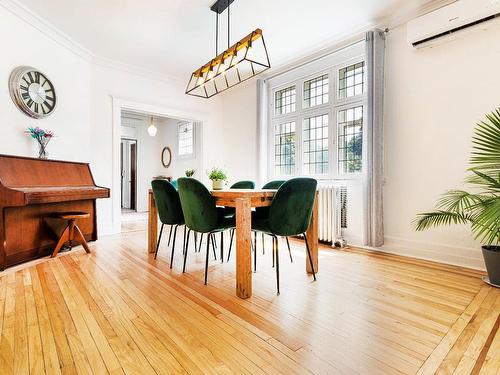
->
<box><xmin>185</xmin><ymin>0</ymin><xmax>271</xmax><ymax>98</ymax></box>
<box><xmin>147</xmin><ymin>116</ymin><xmax>157</xmax><ymax>137</ymax></box>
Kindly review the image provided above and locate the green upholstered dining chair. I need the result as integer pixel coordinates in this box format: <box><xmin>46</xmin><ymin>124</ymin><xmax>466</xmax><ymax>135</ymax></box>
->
<box><xmin>177</xmin><ymin>177</ymin><xmax>235</xmax><ymax>285</ymax></box>
<box><xmin>165</xmin><ymin>179</ymin><xmax>178</xmax><ymax>247</ymax></box>
<box><xmin>151</xmin><ymin>179</ymin><xmax>185</xmax><ymax>268</ymax></box>
<box><xmin>251</xmin><ymin>177</ymin><xmax>318</xmax><ymax>294</ymax></box>
<box><xmin>170</xmin><ymin>179</ymin><xmax>178</xmax><ymax>190</ymax></box>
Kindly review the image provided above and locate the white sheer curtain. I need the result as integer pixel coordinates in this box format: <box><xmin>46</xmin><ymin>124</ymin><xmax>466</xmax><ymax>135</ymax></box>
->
<box><xmin>364</xmin><ymin>29</ymin><xmax>386</xmax><ymax>247</ymax></box>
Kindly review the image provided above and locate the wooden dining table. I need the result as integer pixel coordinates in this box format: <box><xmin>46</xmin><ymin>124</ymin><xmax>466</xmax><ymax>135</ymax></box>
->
<box><xmin>148</xmin><ymin>188</ymin><xmax>318</xmax><ymax>299</ymax></box>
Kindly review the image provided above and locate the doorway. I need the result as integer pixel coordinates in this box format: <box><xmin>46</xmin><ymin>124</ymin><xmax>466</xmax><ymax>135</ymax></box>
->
<box><xmin>121</xmin><ymin>138</ymin><xmax>137</xmax><ymax>212</ymax></box>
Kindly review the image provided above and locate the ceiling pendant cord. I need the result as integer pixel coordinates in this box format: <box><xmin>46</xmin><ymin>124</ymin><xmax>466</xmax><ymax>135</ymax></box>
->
<box><xmin>215</xmin><ymin>11</ymin><xmax>219</xmax><ymax>55</ymax></box>
<box><xmin>227</xmin><ymin>2</ymin><xmax>230</xmax><ymax>48</ymax></box>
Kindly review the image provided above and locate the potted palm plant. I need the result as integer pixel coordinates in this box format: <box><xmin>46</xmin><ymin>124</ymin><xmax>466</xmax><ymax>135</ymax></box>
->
<box><xmin>207</xmin><ymin>167</ymin><xmax>227</xmax><ymax>190</ymax></box>
<box><xmin>415</xmin><ymin>109</ymin><xmax>500</xmax><ymax>287</ymax></box>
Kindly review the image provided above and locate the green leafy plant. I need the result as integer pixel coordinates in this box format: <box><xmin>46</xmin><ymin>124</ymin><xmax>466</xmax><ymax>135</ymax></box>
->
<box><xmin>185</xmin><ymin>169</ymin><xmax>195</xmax><ymax>177</ymax></box>
<box><xmin>207</xmin><ymin>167</ymin><xmax>227</xmax><ymax>181</ymax></box>
<box><xmin>414</xmin><ymin>109</ymin><xmax>500</xmax><ymax>245</ymax></box>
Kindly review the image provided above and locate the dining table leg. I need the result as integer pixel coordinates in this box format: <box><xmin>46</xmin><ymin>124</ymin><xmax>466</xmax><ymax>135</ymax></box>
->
<box><xmin>235</xmin><ymin>197</ymin><xmax>252</xmax><ymax>298</ymax></box>
<box><xmin>148</xmin><ymin>190</ymin><xmax>158</xmax><ymax>254</ymax></box>
<box><xmin>306</xmin><ymin>193</ymin><xmax>319</xmax><ymax>274</ymax></box>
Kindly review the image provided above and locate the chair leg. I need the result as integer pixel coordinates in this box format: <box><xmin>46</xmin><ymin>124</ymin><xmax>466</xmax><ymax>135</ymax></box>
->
<box><xmin>205</xmin><ymin>232</ymin><xmax>211</xmax><ymax>285</ymax></box>
<box><xmin>274</xmin><ymin>236</ymin><xmax>280</xmax><ymax>295</ymax></box>
<box><xmin>170</xmin><ymin>225</ymin><xmax>178</xmax><ymax>269</ymax></box>
<box><xmin>182</xmin><ymin>229</ymin><xmax>191</xmax><ymax>273</ymax></box>
<box><xmin>220</xmin><ymin>232</ymin><xmax>224</xmax><ymax>263</ymax></box>
<box><xmin>227</xmin><ymin>229</ymin><xmax>234</xmax><ymax>262</ymax></box>
<box><xmin>254</xmin><ymin>231</ymin><xmax>257</xmax><ymax>255</ymax></box>
<box><xmin>194</xmin><ymin>232</ymin><xmax>198</xmax><ymax>253</ymax></box>
<box><xmin>262</xmin><ymin>233</ymin><xmax>265</xmax><ymax>255</ymax></box>
<box><xmin>51</xmin><ymin>225</ymin><xmax>70</xmax><ymax>258</ymax></box>
<box><xmin>72</xmin><ymin>224</ymin><xmax>91</xmax><ymax>253</ymax></box>
<box><xmin>253</xmin><ymin>232</ymin><xmax>257</xmax><ymax>273</ymax></box>
<box><xmin>167</xmin><ymin>225</ymin><xmax>173</xmax><ymax>246</ymax></box>
<box><xmin>211</xmin><ymin>233</ymin><xmax>217</xmax><ymax>260</ymax></box>
<box><xmin>154</xmin><ymin>224</ymin><xmax>164</xmax><ymax>260</ymax></box>
<box><xmin>197</xmin><ymin>233</ymin><xmax>203</xmax><ymax>253</ymax></box>
<box><xmin>285</xmin><ymin>237</ymin><xmax>293</xmax><ymax>263</ymax></box>
<box><xmin>212</xmin><ymin>233</ymin><xmax>218</xmax><ymax>249</ymax></box>
<box><xmin>303</xmin><ymin>233</ymin><xmax>317</xmax><ymax>281</ymax></box>
<box><xmin>272</xmin><ymin>235</ymin><xmax>275</xmax><ymax>268</ymax></box>
<box><xmin>182</xmin><ymin>225</ymin><xmax>187</xmax><ymax>255</ymax></box>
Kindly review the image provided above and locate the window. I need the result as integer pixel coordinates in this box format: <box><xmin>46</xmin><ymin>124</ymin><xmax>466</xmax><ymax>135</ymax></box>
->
<box><xmin>178</xmin><ymin>122</ymin><xmax>194</xmax><ymax>156</ymax></box>
<box><xmin>337</xmin><ymin>106</ymin><xmax>363</xmax><ymax>173</ymax></box>
<box><xmin>275</xmin><ymin>86</ymin><xmax>296</xmax><ymax>115</ymax></box>
<box><xmin>303</xmin><ymin>114</ymin><xmax>329</xmax><ymax>174</ymax></box>
<box><xmin>304</xmin><ymin>74</ymin><xmax>329</xmax><ymax>108</ymax></box>
<box><xmin>338</xmin><ymin>62</ymin><xmax>364</xmax><ymax>99</ymax></box>
<box><xmin>274</xmin><ymin>122</ymin><xmax>296</xmax><ymax>175</ymax></box>
<box><xmin>268</xmin><ymin>43</ymin><xmax>365</xmax><ymax>179</ymax></box>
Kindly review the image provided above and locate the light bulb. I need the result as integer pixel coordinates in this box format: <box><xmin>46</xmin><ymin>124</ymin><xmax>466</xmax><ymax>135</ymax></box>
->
<box><xmin>148</xmin><ymin>117</ymin><xmax>157</xmax><ymax>137</ymax></box>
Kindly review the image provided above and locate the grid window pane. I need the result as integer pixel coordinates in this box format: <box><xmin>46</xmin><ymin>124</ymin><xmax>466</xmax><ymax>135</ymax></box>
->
<box><xmin>178</xmin><ymin>122</ymin><xmax>194</xmax><ymax>156</ymax></box>
<box><xmin>304</xmin><ymin>74</ymin><xmax>329</xmax><ymax>108</ymax></box>
<box><xmin>303</xmin><ymin>114</ymin><xmax>329</xmax><ymax>175</ymax></box>
<box><xmin>274</xmin><ymin>122</ymin><xmax>296</xmax><ymax>175</ymax></box>
<box><xmin>275</xmin><ymin>86</ymin><xmax>296</xmax><ymax>115</ymax></box>
<box><xmin>338</xmin><ymin>62</ymin><xmax>365</xmax><ymax>99</ymax></box>
<box><xmin>338</xmin><ymin>106</ymin><xmax>363</xmax><ymax>173</ymax></box>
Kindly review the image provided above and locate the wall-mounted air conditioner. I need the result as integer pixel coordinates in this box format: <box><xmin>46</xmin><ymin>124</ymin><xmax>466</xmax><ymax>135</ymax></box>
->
<box><xmin>407</xmin><ymin>0</ymin><xmax>500</xmax><ymax>48</ymax></box>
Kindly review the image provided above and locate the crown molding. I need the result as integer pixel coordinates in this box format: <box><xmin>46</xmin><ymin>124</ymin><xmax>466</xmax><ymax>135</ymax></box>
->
<box><xmin>0</xmin><ymin>0</ymin><xmax>185</xmax><ymax>85</ymax></box>
<box><xmin>0</xmin><ymin>0</ymin><xmax>94</xmax><ymax>61</ymax></box>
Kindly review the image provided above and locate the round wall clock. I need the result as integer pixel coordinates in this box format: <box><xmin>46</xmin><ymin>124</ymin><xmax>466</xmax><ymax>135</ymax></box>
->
<box><xmin>9</xmin><ymin>66</ymin><xmax>57</xmax><ymax>119</ymax></box>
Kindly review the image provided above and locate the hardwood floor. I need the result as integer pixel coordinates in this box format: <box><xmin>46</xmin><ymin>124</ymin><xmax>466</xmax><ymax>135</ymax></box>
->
<box><xmin>0</xmin><ymin>228</ymin><xmax>498</xmax><ymax>374</ymax></box>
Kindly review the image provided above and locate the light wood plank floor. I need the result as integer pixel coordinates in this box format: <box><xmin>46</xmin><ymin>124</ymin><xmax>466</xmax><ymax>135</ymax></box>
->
<box><xmin>0</xmin><ymin>228</ymin><xmax>499</xmax><ymax>374</ymax></box>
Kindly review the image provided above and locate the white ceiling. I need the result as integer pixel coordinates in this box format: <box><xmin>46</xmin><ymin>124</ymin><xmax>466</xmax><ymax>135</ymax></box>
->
<box><xmin>17</xmin><ymin>0</ymin><xmax>435</xmax><ymax>80</ymax></box>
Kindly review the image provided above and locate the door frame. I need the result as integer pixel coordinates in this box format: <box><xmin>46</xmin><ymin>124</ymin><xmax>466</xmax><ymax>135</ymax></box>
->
<box><xmin>111</xmin><ymin>97</ymin><xmax>208</xmax><ymax>234</ymax></box>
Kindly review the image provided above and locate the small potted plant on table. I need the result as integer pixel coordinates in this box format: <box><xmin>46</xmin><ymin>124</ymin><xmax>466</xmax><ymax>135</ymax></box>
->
<box><xmin>185</xmin><ymin>169</ymin><xmax>195</xmax><ymax>177</ymax></box>
<box><xmin>208</xmin><ymin>167</ymin><xmax>227</xmax><ymax>190</ymax></box>
<box><xmin>415</xmin><ymin>109</ymin><xmax>500</xmax><ymax>287</ymax></box>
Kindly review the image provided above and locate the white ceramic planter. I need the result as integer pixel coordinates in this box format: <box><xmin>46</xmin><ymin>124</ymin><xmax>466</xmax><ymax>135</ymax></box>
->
<box><xmin>212</xmin><ymin>179</ymin><xmax>223</xmax><ymax>190</ymax></box>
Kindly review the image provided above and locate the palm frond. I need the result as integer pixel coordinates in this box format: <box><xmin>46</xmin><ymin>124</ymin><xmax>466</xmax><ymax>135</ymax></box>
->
<box><xmin>465</xmin><ymin>171</ymin><xmax>500</xmax><ymax>192</ymax></box>
<box><xmin>436</xmin><ymin>190</ymin><xmax>485</xmax><ymax>213</ymax></box>
<box><xmin>414</xmin><ymin>211</ymin><xmax>473</xmax><ymax>231</ymax></box>
<box><xmin>471</xmin><ymin>198</ymin><xmax>500</xmax><ymax>245</ymax></box>
<box><xmin>470</xmin><ymin>108</ymin><xmax>500</xmax><ymax>171</ymax></box>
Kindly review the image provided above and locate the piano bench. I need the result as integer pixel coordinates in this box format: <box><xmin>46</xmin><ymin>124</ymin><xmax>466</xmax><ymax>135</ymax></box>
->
<box><xmin>50</xmin><ymin>212</ymin><xmax>91</xmax><ymax>258</ymax></box>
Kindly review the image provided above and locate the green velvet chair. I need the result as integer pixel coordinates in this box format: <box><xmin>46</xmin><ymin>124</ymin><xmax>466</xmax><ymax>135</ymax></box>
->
<box><xmin>170</xmin><ymin>179</ymin><xmax>178</xmax><ymax>190</ymax></box>
<box><xmin>165</xmin><ymin>179</ymin><xmax>178</xmax><ymax>246</ymax></box>
<box><xmin>151</xmin><ymin>179</ymin><xmax>185</xmax><ymax>268</ymax></box>
<box><xmin>251</xmin><ymin>177</ymin><xmax>318</xmax><ymax>294</ymax></box>
<box><xmin>177</xmin><ymin>177</ymin><xmax>235</xmax><ymax>285</ymax></box>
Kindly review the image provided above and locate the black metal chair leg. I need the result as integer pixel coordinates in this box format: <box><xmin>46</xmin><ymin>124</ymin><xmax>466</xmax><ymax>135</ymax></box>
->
<box><xmin>220</xmin><ymin>232</ymin><xmax>224</xmax><ymax>263</ymax></box>
<box><xmin>167</xmin><ymin>225</ymin><xmax>173</xmax><ymax>246</ymax></box>
<box><xmin>303</xmin><ymin>233</ymin><xmax>317</xmax><ymax>281</ymax></box>
<box><xmin>198</xmin><ymin>233</ymin><xmax>204</xmax><ymax>253</ymax></box>
<box><xmin>211</xmin><ymin>233</ymin><xmax>217</xmax><ymax>260</ymax></box>
<box><xmin>212</xmin><ymin>233</ymin><xmax>218</xmax><ymax>249</ymax></box>
<box><xmin>274</xmin><ymin>236</ymin><xmax>280</xmax><ymax>295</ymax></box>
<box><xmin>227</xmin><ymin>229</ymin><xmax>234</xmax><ymax>262</ymax></box>
<box><xmin>204</xmin><ymin>232</ymin><xmax>211</xmax><ymax>285</ymax></box>
<box><xmin>262</xmin><ymin>233</ymin><xmax>265</xmax><ymax>255</ymax></box>
<box><xmin>194</xmin><ymin>232</ymin><xmax>198</xmax><ymax>253</ymax></box>
<box><xmin>253</xmin><ymin>232</ymin><xmax>257</xmax><ymax>273</ymax></box>
<box><xmin>154</xmin><ymin>224</ymin><xmax>164</xmax><ymax>260</ymax></box>
<box><xmin>254</xmin><ymin>231</ymin><xmax>257</xmax><ymax>255</ymax></box>
<box><xmin>182</xmin><ymin>229</ymin><xmax>191</xmax><ymax>273</ymax></box>
<box><xmin>182</xmin><ymin>225</ymin><xmax>187</xmax><ymax>255</ymax></box>
<box><xmin>272</xmin><ymin>235</ymin><xmax>275</xmax><ymax>268</ymax></box>
<box><xmin>285</xmin><ymin>237</ymin><xmax>293</xmax><ymax>263</ymax></box>
<box><xmin>170</xmin><ymin>225</ymin><xmax>178</xmax><ymax>269</ymax></box>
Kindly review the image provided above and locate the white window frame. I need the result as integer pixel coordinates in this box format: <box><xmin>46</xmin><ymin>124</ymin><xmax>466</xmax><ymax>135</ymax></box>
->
<box><xmin>267</xmin><ymin>42</ymin><xmax>366</xmax><ymax>181</ymax></box>
<box><xmin>177</xmin><ymin>121</ymin><xmax>195</xmax><ymax>159</ymax></box>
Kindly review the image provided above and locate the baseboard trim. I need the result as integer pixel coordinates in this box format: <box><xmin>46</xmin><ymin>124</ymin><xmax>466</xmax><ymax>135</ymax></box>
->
<box><xmin>350</xmin><ymin>235</ymin><xmax>485</xmax><ymax>271</ymax></box>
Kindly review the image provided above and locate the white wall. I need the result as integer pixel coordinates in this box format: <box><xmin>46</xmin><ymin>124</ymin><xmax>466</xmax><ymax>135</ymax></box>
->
<box><xmin>381</xmin><ymin>20</ymin><xmax>500</xmax><ymax>269</ymax></box>
<box><xmin>0</xmin><ymin>5</ymin><xmax>91</xmax><ymax>162</ymax></box>
<box><xmin>157</xmin><ymin>118</ymin><xmax>203</xmax><ymax>181</ymax></box>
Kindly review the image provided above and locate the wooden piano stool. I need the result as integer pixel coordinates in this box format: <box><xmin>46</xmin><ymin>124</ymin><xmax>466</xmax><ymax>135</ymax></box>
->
<box><xmin>51</xmin><ymin>212</ymin><xmax>91</xmax><ymax>258</ymax></box>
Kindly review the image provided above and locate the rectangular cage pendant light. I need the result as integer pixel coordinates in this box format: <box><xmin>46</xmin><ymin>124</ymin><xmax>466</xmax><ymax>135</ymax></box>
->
<box><xmin>185</xmin><ymin>1</ymin><xmax>271</xmax><ymax>98</ymax></box>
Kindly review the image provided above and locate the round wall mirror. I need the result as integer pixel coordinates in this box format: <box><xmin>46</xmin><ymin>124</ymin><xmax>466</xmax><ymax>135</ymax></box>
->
<box><xmin>161</xmin><ymin>146</ymin><xmax>172</xmax><ymax>168</ymax></box>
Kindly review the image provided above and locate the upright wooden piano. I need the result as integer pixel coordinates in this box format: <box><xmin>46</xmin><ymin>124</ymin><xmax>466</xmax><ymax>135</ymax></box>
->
<box><xmin>0</xmin><ymin>154</ymin><xmax>109</xmax><ymax>270</ymax></box>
